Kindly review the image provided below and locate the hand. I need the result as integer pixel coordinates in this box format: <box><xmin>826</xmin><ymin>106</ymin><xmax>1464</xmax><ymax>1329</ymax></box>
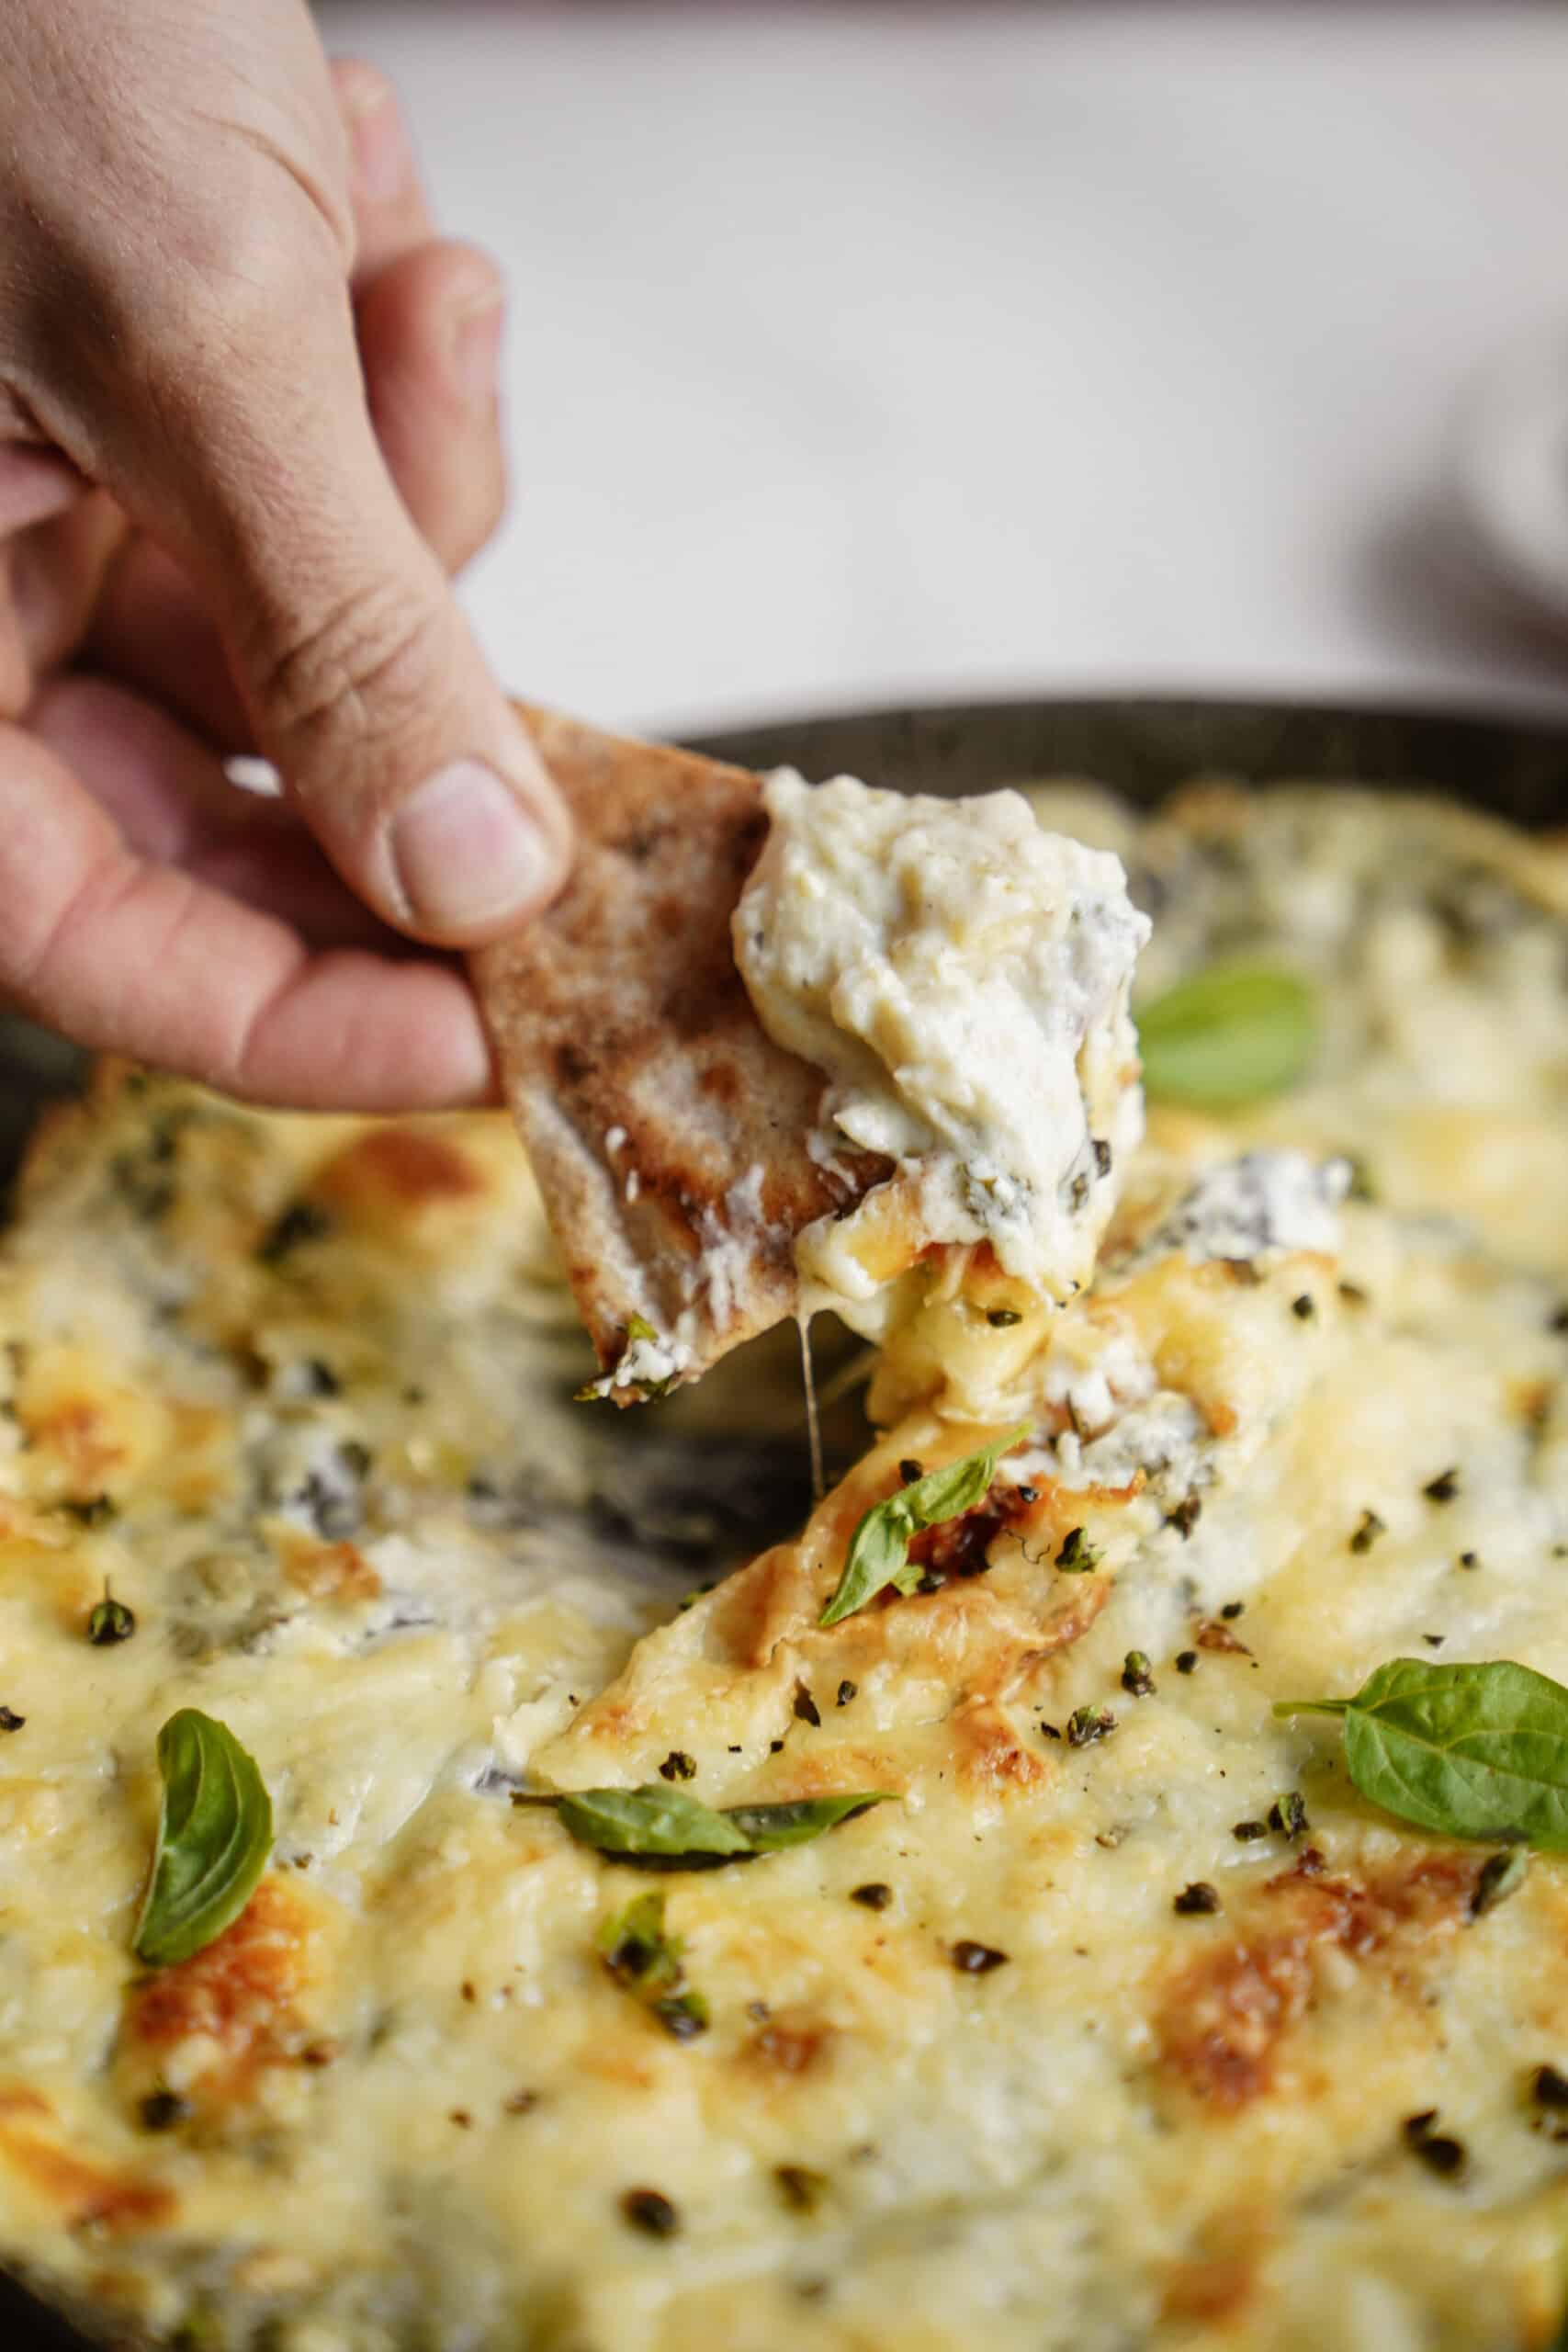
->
<box><xmin>0</xmin><ymin>5</ymin><xmax>571</xmax><ymax>1109</ymax></box>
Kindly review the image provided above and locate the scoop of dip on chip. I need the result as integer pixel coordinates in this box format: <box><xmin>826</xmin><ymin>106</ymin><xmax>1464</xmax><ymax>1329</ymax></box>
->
<box><xmin>478</xmin><ymin>713</ymin><xmax>1147</xmax><ymax>1401</ymax></box>
<box><xmin>732</xmin><ymin>770</ymin><xmax>1149</xmax><ymax>1339</ymax></box>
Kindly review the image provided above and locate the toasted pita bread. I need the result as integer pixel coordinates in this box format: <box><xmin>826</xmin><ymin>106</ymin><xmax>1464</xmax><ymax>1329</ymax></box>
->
<box><xmin>472</xmin><ymin>707</ymin><xmax>886</xmax><ymax>1398</ymax></box>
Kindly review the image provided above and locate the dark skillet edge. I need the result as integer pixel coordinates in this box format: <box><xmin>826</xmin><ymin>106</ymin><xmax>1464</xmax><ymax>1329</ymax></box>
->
<box><xmin>689</xmin><ymin>690</ymin><xmax>1568</xmax><ymax>824</ymax></box>
<box><xmin>5</xmin><ymin>687</ymin><xmax>1568</xmax><ymax>2351</ymax></box>
<box><xmin>0</xmin><ymin>2262</ymin><xmax>145</xmax><ymax>2352</ymax></box>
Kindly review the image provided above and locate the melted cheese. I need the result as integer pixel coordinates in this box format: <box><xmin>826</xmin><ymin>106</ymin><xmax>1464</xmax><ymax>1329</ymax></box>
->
<box><xmin>734</xmin><ymin>771</ymin><xmax>1148</xmax><ymax>1328</ymax></box>
<box><xmin>1</xmin><ymin>786</ymin><xmax>1568</xmax><ymax>2352</ymax></box>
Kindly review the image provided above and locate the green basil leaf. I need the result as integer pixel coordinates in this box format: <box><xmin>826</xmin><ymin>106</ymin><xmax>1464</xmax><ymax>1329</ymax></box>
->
<box><xmin>574</xmin><ymin>1314</ymin><xmax>678</xmax><ymax>1405</ymax></box>
<box><xmin>1276</xmin><ymin>1657</ymin><xmax>1568</xmax><ymax>1849</ymax></box>
<box><xmin>133</xmin><ymin>1710</ymin><xmax>274</xmax><ymax>1968</ymax></box>
<box><xmin>1137</xmin><ymin>962</ymin><xmax>1316</xmax><ymax>1108</ymax></box>
<box><xmin>596</xmin><ymin>1891</ymin><xmax>711</xmax><ymax>2039</ymax></box>
<box><xmin>596</xmin><ymin>1889</ymin><xmax>683</xmax><ymax>1990</ymax></box>
<box><xmin>819</xmin><ymin>1425</ymin><xmax>1032</xmax><ymax>1627</ymax></box>
<box><xmin>556</xmin><ymin>1784</ymin><xmax>752</xmax><ymax>1857</ymax></box>
<box><xmin>533</xmin><ymin>1782</ymin><xmax>897</xmax><ymax>1863</ymax></box>
<box><xmin>725</xmin><ymin>1792</ymin><xmax>896</xmax><ymax>1850</ymax></box>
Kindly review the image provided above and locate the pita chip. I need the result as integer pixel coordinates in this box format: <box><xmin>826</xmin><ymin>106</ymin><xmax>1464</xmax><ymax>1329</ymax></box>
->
<box><xmin>472</xmin><ymin>707</ymin><xmax>886</xmax><ymax>1401</ymax></box>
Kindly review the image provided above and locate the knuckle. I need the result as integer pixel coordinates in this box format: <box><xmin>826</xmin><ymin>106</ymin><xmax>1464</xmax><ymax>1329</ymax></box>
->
<box><xmin>245</xmin><ymin>573</ymin><xmax>448</xmax><ymax>763</ymax></box>
<box><xmin>330</xmin><ymin>56</ymin><xmax>398</xmax><ymax>121</ymax></box>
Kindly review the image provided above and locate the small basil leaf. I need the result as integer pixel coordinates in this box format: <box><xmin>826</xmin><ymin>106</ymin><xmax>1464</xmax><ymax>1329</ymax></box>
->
<box><xmin>1276</xmin><ymin>1657</ymin><xmax>1568</xmax><ymax>1849</ymax></box>
<box><xmin>1470</xmin><ymin>1843</ymin><xmax>1528</xmax><ymax>1917</ymax></box>
<box><xmin>725</xmin><ymin>1792</ymin><xmax>896</xmax><ymax>1850</ymax></box>
<box><xmin>555</xmin><ymin>1784</ymin><xmax>753</xmax><ymax>1856</ymax></box>
<box><xmin>133</xmin><ymin>1710</ymin><xmax>273</xmax><ymax>1969</ymax></box>
<box><xmin>597</xmin><ymin>1890</ymin><xmax>711</xmax><ymax>2039</ymax></box>
<box><xmin>535</xmin><ymin>1783</ymin><xmax>897</xmax><ymax>1863</ymax></box>
<box><xmin>596</xmin><ymin>1889</ymin><xmax>683</xmax><ymax>1990</ymax></box>
<box><xmin>574</xmin><ymin>1314</ymin><xmax>678</xmax><ymax>1405</ymax></box>
<box><xmin>819</xmin><ymin>1426</ymin><xmax>1031</xmax><ymax>1627</ymax></box>
<box><xmin>1137</xmin><ymin>963</ymin><xmax>1316</xmax><ymax>1108</ymax></box>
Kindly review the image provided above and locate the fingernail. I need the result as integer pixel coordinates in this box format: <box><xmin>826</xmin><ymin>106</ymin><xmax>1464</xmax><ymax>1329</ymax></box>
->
<box><xmin>451</xmin><ymin>288</ymin><xmax>504</xmax><ymax>407</ymax></box>
<box><xmin>344</xmin><ymin>74</ymin><xmax>412</xmax><ymax>204</ymax></box>
<box><xmin>389</xmin><ymin>760</ymin><xmax>552</xmax><ymax>933</ymax></box>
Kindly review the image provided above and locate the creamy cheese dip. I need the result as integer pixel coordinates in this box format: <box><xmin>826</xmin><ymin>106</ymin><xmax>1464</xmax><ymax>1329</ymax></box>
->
<box><xmin>734</xmin><ymin>770</ymin><xmax>1150</xmax><ymax>1327</ymax></box>
<box><xmin>1143</xmin><ymin>1148</ymin><xmax>1350</xmax><ymax>1268</ymax></box>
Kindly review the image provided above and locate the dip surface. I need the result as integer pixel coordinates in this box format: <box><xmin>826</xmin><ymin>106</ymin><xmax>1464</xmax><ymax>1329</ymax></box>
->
<box><xmin>734</xmin><ymin>770</ymin><xmax>1149</xmax><ymax>1323</ymax></box>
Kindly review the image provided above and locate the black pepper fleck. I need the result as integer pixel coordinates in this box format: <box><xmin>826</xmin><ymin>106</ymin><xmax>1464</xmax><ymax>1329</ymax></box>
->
<box><xmin>986</xmin><ymin>1308</ymin><xmax>1022</xmax><ymax>1328</ymax></box>
<box><xmin>836</xmin><ymin>1679</ymin><xmax>857</xmax><ymax>1707</ymax></box>
<box><xmin>653</xmin><ymin>1995</ymin><xmax>709</xmax><ymax>2043</ymax></box>
<box><xmin>0</xmin><ymin>1707</ymin><xmax>22</xmax><ymax>1734</ymax></box>
<box><xmin>898</xmin><ymin>1459</ymin><xmax>924</xmax><ymax>1486</ymax></box>
<box><xmin>1173</xmin><ymin>1883</ymin><xmax>1221</xmax><ymax>1917</ymax></box>
<box><xmin>793</xmin><ymin>1686</ymin><xmax>821</xmax><ymax>1728</ymax></box>
<box><xmin>1410</xmin><ymin>2130</ymin><xmax>1467</xmax><ymax>2180</ymax></box>
<box><xmin>1166</xmin><ymin>1495</ymin><xmax>1202</xmax><ymax>1540</ymax></box>
<box><xmin>139</xmin><ymin>2091</ymin><xmax>192</xmax><ymax>2133</ymax></box>
<box><xmin>1268</xmin><ymin>1792</ymin><xmax>1309</xmax><ymax>1839</ymax></box>
<box><xmin>775</xmin><ymin>2165</ymin><xmax>828</xmax><ymax>2214</ymax></box>
<box><xmin>1349</xmin><ymin>1509</ymin><xmax>1386</xmax><ymax>1555</ymax></box>
<box><xmin>1220</xmin><ymin>1601</ymin><xmax>1245</xmax><ymax>1621</ymax></box>
<box><xmin>621</xmin><ymin>2188</ymin><xmax>680</xmax><ymax>2238</ymax></box>
<box><xmin>851</xmin><ymin>1883</ymin><xmax>892</xmax><ymax>1911</ymax></box>
<box><xmin>1531</xmin><ymin>2064</ymin><xmax>1568</xmax><ymax>2110</ymax></box>
<box><xmin>1291</xmin><ymin>1294</ymin><xmax>1315</xmax><ymax>1321</ymax></box>
<box><xmin>951</xmin><ymin>1939</ymin><xmax>1010</xmax><ymax>1973</ymax></box>
<box><xmin>1233</xmin><ymin>1820</ymin><xmax>1269</xmax><ymax>1842</ymax></box>
<box><xmin>257</xmin><ymin>1199</ymin><xmax>332</xmax><ymax>1265</ymax></box>
<box><xmin>1424</xmin><ymin>1467</ymin><xmax>1460</xmax><ymax>1504</ymax></box>
<box><xmin>61</xmin><ymin>1494</ymin><xmax>116</xmax><ymax>1527</ymax></box>
<box><xmin>658</xmin><ymin>1751</ymin><xmax>696</xmax><ymax>1782</ymax></box>
<box><xmin>1458</xmin><ymin>1551</ymin><xmax>1479</xmax><ymax>1570</ymax></box>
<box><xmin>1175</xmin><ymin>1650</ymin><xmax>1199</xmax><ymax>1675</ymax></box>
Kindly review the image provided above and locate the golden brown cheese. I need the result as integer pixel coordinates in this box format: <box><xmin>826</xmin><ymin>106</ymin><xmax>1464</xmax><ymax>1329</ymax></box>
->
<box><xmin>1</xmin><ymin>784</ymin><xmax>1568</xmax><ymax>2352</ymax></box>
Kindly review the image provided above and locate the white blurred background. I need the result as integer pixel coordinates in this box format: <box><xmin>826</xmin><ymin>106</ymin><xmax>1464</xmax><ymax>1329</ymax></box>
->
<box><xmin>319</xmin><ymin>2</ymin><xmax>1568</xmax><ymax>735</ymax></box>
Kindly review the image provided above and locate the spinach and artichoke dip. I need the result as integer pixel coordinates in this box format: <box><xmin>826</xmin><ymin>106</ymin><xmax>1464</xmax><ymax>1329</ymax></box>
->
<box><xmin>733</xmin><ymin>772</ymin><xmax>1148</xmax><ymax>1335</ymax></box>
<box><xmin>5</xmin><ymin>781</ymin><xmax>1568</xmax><ymax>2351</ymax></box>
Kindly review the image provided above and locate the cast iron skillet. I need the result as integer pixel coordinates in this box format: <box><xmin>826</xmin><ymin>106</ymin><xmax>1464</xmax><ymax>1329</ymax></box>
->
<box><xmin>5</xmin><ymin>692</ymin><xmax>1568</xmax><ymax>2351</ymax></box>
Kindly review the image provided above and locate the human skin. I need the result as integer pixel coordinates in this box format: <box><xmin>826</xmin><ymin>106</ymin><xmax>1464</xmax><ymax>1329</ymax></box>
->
<box><xmin>0</xmin><ymin>3</ymin><xmax>572</xmax><ymax>1108</ymax></box>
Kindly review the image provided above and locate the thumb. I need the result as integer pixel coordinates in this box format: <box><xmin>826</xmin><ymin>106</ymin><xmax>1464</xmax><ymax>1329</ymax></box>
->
<box><xmin>132</xmin><ymin>270</ymin><xmax>570</xmax><ymax>946</ymax></box>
